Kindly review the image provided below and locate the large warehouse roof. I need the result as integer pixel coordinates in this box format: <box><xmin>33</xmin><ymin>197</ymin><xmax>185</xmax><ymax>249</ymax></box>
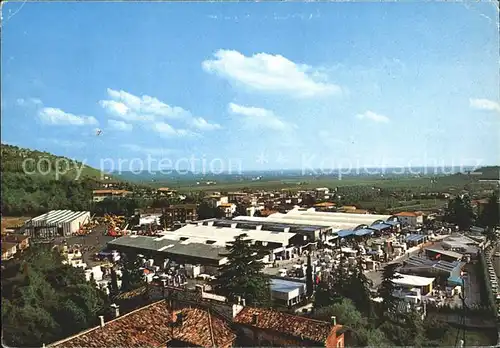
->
<box><xmin>392</xmin><ymin>273</ymin><xmax>435</xmax><ymax>287</ymax></box>
<box><xmin>158</xmin><ymin>224</ymin><xmax>297</xmax><ymax>246</ymax></box>
<box><xmin>29</xmin><ymin>210</ymin><xmax>90</xmax><ymax>224</ymax></box>
<box><xmin>232</xmin><ymin>215</ymin><xmax>359</xmax><ymax>230</ymax></box>
<box><xmin>233</xmin><ymin>208</ymin><xmax>392</xmax><ymax>230</ymax></box>
<box><xmin>202</xmin><ymin>219</ymin><xmax>325</xmax><ymax>232</ymax></box>
<box><xmin>284</xmin><ymin>207</ymin><xmax>391</xmax><ymax>223</ymax></box>
<box><xmin>108</xmin><ymin>235</ymin><xmax>227</xmax><ymax>262</ymax></box>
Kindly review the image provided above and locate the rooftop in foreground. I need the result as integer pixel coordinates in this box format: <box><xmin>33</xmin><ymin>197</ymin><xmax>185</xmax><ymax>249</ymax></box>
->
<box><xmin>49</xmin><ymin>300</ymin><xmax>236</xmax><ymax>348</ymax></box>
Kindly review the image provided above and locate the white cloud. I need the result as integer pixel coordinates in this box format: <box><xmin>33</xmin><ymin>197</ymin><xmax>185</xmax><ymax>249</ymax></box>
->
<box><xmin>190</xmin><ymin>117</ymin><xmax>222</xmax><ymax>131</ymax></box>
<box><xmin>100</xmin><ymin>100</ymin><xmax>129</xmax><ymax>116</ymax></box>
<box><xmin>17</xmin><ymin>97</ymin><xmax>43</xmax><ymax>107</ymax></box>
<box><xmin>355</xmin><ymin>111</ymin><xmax>390</xmax><ymax>123</ymax></box>
<box><xmin>228</xmin><ymin>102</ymin><xmax>294</xmax><ymax>131</ymax></box>
<box><xmin>100</xmin><ymin>88</ymin><xmax>220</xmax><ymax>132</ymax></box>
<box><xmin>153</xmin><ymin>122</ymin><xmax>199</xmax><ymax>138</ymax></box>
<box><xmin>469</xmin><ymin>98</ymin><xmax>500</xmax><ymax>113</ymax></box>
<box><xmin>203</xmin><ymin>49</ymin><xmax>341</xmax><ymax>98</ymax></box>
<box><xmin>101</xmin><ymin>88</ymin><xmax>188</xmax><ymax>121</ymax></box>
<box><xmin>108</xmin><ymin>119</ymin><xmax>133</xmax><ymax>131</ymax></box>
<box><xmin>38</xmin><ymin>107</ymin><xmax>98</xmax><ymax>126</ymax></box>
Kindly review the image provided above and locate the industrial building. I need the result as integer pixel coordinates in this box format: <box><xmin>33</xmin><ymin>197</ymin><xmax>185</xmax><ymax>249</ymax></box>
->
<box><xmin>196</xmin><ymin>218</ymin><xmax>328</xmax><ymax>242</ymax></box>
<box><xmin>107</xmin><ymin>221</ymin><xmax>308</xmax><ymax>272</ymax></box>
<box><xmin>270</xmin><ymin>278</ymin><xmax>307</xmax><ymax>307</ymax></box>
<box><xmin>159</xmin><ymin>224</ymin><xmax>300</xmax><ymax>247</ymax></box>
<box><xmin>23</xmin><ymin>210</ymin><xmax>91</xmax><ymax>238</ymax></box>
<box><xmin>400</xmin><ymin>255</ymin><xmax>465</xmax><ymax>287</ymax></box>
<box><xmin>107</xmin><ymin>235</ymin><xmax>229</xmax><ymax>271</ymax></box>
<box><xmin>233</xmin><ymin>207</ymin><xmax>396</xmax><ymax>237</ymax></box>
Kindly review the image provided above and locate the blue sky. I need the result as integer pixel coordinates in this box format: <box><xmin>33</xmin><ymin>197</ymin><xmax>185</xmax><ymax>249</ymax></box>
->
<box><xmin>2</xmin><ymin>2</ymin><xmax>499</xmax><ymax>172</ymax></box>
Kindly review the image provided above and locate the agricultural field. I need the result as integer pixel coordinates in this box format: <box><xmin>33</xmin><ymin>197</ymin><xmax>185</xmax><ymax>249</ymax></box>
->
<box><xmin>148</xmin><ymin>173</ymin><xmax>489</xmax><ymax>194</ymax></box>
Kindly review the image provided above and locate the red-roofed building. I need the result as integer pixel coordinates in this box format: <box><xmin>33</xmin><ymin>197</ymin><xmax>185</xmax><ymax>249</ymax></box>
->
<box><xmin>394</xmin><ymin>211</ymin><xmax>424</xmax><ymax>227</ymax></box>
<box><xmin>234</xmin><ymin>307</ymin><xmax>344</xmax><ymax>348</ymax></box>
<box><xmin>49</xmin><ymin>300</ymin><xmax>236</xmax><ymax>348</ymax></box>
<box><xmin>48</xmin><ymin>284</ymin><xmax>345</xmax><ymax>348</ymax></box>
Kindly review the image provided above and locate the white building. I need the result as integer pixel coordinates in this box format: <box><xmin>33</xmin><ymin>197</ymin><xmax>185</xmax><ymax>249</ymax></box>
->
<box><xmin>205</xmin><ymin>195</ymin><xmax>229</xmax><ymax>208</ymax></box>
<box><xmin>270</xmin><ymin>278</ymin><xmax>307</xmax><ymax>307</ymax></box>
<box><xmin>24</xmin><ymin>210</ymin><xmax>91</xmax><ymax>237</ymax></box>
<box><xmin>158</xmin><ymin>224</ymin><xmax>297</xmax><ymax>248</ymax></box>
<box><xmin>393</xmin><ymin>212</ymin><xmax>424</xmax><ymax>227</ymax></box>
<box><xmin>233</xmin><ymin>207</ymin><xmax>393</xmax><ymax>234</ymax></box>
<box><xmin>219</xmin><ymin>203</ymin><xmax>237</xmax><ymax>217</ymax></box>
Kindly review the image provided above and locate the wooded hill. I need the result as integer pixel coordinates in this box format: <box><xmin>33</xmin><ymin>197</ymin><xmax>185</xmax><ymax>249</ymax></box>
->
<box><xmin>1</xmin><ymin>144</ymin><xmax>106</xmax><ymax>216</ymax></box>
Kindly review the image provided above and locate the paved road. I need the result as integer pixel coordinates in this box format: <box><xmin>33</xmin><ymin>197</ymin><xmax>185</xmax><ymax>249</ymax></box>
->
<box><xmin>463</xmin><ymin>263</ymin><xmax>482</xmax><ymax>307</ymax></box>
<box><xmin>53</xmin><ymin>225</ymin><xmax>115</xmax><ymax>267</ymax></box>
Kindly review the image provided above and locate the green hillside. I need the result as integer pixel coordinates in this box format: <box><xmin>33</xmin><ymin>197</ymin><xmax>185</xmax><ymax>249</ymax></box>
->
<box><xmin>1</xmin><ymin>144</ymin><xmax>107</xmax><ymax>216</ymax></box>
<box><xmin>1</xmin><ymin>143</ymin><xmax>104</xmax><ymax>180</ymax></box>
<box><xmin>471</xmin><ymin>166</ymin><xmax>500</xmax><ymax>180</ymax></box>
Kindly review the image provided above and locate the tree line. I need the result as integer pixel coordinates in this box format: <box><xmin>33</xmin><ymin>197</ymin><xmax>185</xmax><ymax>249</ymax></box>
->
<box><xmin>2</xmin><ymin>246</ymin><xmax>110</xmax><ymax>347</ymax></box>
<box><xmin>444</xmin><ymin>192</ymin><xmax>499</xmax><ymax>233</ymax></box>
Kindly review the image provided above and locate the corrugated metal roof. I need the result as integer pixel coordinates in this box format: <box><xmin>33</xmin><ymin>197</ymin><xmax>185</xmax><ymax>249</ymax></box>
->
<box><xmin>162</xmin><ymin>224</ymin><xmax>296</xmax><ymax>246</ymax></box>
<box><xmin>233</xmin><ymin>210</ymin><xmax>394</xmax><ymax>230</ymax></box>
<box><xmin>406</xmin><ymin>234</ymin><xmax>425</xmax><ymax>242</ymax></box>
<box><xmin>30</xmin><ymin>210</ymin><xmax>89</xmax><ymax>224</ymax></box>
<box><xmin>108</xmin><ymin>236</ymin><xmax>227</xmax><ymax>261</ymax></box>
<box><xmin>354</xmin><ymin>229</ymin><xmax>374</xmax><ymax>237</ymax></box>
<box><xmin>338</xmin><ymin>230</ymin><xmax>355</xmax><ymax>238</ymax></box>
<box><xmin>271</xmin><ymin>278</ymin><xmax>305</xmax><ymax>294</ymax></box>
<box><xmin>370</xmin><ymin>223</ymin><xmax>392</xmax><ymax>231</ymax></box>
<box><xmin>425</xmin><ymin>248</ymin><xmax>463</xmax><ymax>259</ymax></box>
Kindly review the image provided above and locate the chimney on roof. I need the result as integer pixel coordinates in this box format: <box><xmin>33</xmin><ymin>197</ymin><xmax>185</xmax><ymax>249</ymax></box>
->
<box><xmin>241</xmin><ymin>298</ymin><xmax>246</xmax><ymax>306</ymax></box>
<box><xmin>111</xmin><ymin>303</ymin><xmax>120</xmax><ymax>318</ymax></box>
<box><xmin>252</xmin><ymin>313</ymin><xmax>258</xmax><ymax>325</ymax></box>
<box><xmin>99</xmin><ymin>315</ymin><xmax>105</xmax><ymax>328</ymax></box>
<box><xmin>236</xmin><ymin>295</ymin><xmax>242</xmax><ymax>304</ymax></box>
<box><xmin>173</xmin><ymin>312</ymin><xmax>183</xmax><ymax>326</ymax></box>
<box><xmin>331</xmin><ymin>316</ymin><xmax>337</xmax><ymax>326</ymax></box>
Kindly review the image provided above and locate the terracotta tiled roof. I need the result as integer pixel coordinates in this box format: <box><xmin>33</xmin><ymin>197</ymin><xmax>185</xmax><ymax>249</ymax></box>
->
<box><xmin>234</xmin><ymin>307</ymin><xmax>337</xmax><ymax>343</ymax></box>
<box><xmin>51</xmin><ymin>300</ymin><xmax>236</xmax><ymax>348</ymax></box>
<box><xmin>340</xmin><ymin>206</ymin><xmax>357</xmax><ymax>210</ymax></box>
<box><xmin>395</xmin><ymin>211</ymin><xmax>418</xmax><ymax>217</ymax></box>
<box><xmin>260</xmin><ymin>210</ymin><xmax>278</xmax><ymax>217</ymax></box>
<box><xmin>314</xmin><ymin>202</ymin><xmax>336</xmax><ymax>207</ymax></box>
